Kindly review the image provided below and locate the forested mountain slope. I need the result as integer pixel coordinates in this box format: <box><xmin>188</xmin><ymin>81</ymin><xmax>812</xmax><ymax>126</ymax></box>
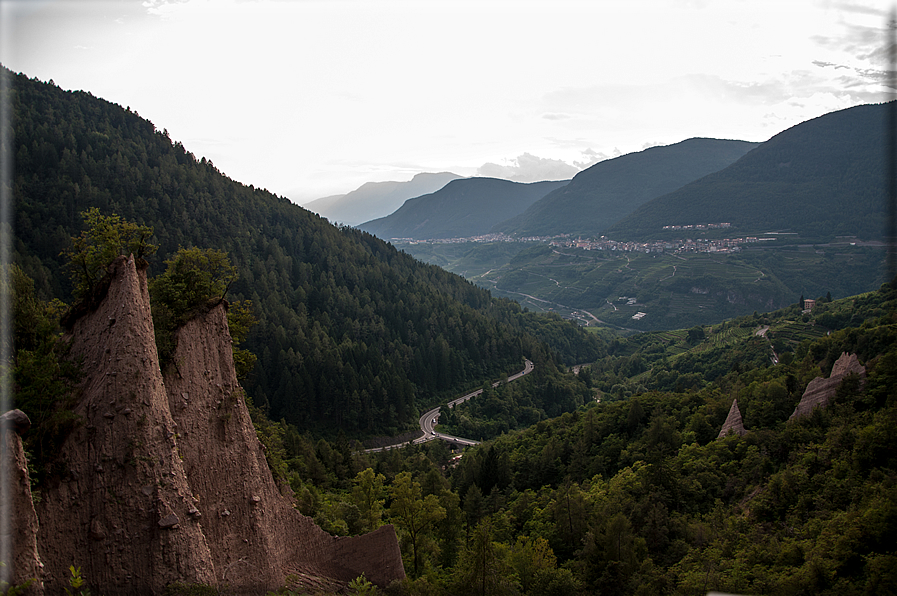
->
<box><xmin>359</xmin><ymin>178</ymin><xmax>568</xmax><ymax>240</ymax></box>
<box><xmin>450</xmin><ymin>315</ymin><xmax>897</xmax><ymax>594</ymax></box>
<box><xmin>492</xmin><ymin>138</ymin><xmax>758</xmax><ymax>238</ymax></box>
<box><xmin>442</xmin><ymin>280</ymin><xmax>897</xmax><ymax>594</ymax></box>
<box><xmin>6</xmin><ymin>68</ymin><xmax>601</xmax><ymax>437</ymax></box>
<box><xmin>607</xmin><ymin>102</ymin><xmax>890</xmax><ymax>242</ymax></box>
<box><xmin>235</xmin><ymin>281</ymin><xmax>897</xmax><ymax>595</ymax></box>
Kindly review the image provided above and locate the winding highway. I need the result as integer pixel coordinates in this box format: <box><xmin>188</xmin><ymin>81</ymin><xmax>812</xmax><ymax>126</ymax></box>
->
<box><xmin>365</xmin><ymin>358</ymin><xmax>534</xmax><ymax>453</ymax></box>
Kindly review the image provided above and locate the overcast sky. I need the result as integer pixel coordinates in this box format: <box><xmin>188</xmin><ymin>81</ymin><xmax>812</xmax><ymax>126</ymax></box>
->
<box><xmin>0</xmin><ymin>0</ymin><xmax>892</xmax><ymax>203</ymax></box>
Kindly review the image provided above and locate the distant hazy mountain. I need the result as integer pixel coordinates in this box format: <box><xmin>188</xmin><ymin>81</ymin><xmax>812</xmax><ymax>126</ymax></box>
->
<box><xmin>492</xmin><ymin>138</ymin><xmax>759</xmax><ymax>238</ymax></box>
<box><xmin>606</xmin><ymin>103</ymin><xmax>889</xmax><ymax>241</ymax></box>
<box><xmin>301</xmin><ymin>192</ymin><xmax>345</xmax><ymax>216</ymax></box>
<box><xmin>358</xmin><ymin>178</ymin><xmax>569</xmax><ymax>240</ymax></box>
<box><xmin>303</xmin><ymin>172</ymin><xmax>462</xmax><ymax>226</ymax></box>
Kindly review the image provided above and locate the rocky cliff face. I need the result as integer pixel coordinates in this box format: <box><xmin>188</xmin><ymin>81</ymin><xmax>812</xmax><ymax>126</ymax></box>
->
<box><xmin>1</xmin><ymin>409</ymin><xmax>44</xmax><ymax>594</ymax></box>
<box><xmin>17</xmin><ymin>255</ymin><xmax>404</xmax><ymax>594</ymax></box>
<box><xmin>717</xmin><ymin>398</ymin><xmax>746</xmax><ymax>439</ymax></box>
<box><xmin>163</xmin><ymin>301</ymin><xmax>404</xmax><ymax>590</ymax></box>
<box><xmin>36</xmin><ymin>255</ymin><xmax>217</xmax><ymax>593</ymax></box>
<box><xmin>789</xmin><ymin>352</ymin><xmax>866</xmax><ymax>421</ymax></box>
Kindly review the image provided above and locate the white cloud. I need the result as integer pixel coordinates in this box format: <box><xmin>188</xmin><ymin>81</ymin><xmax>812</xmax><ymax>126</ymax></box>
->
<box><xmin>573</xmin><ymin>148</ymin><xmax>620</xmax><ymax>169</ymax></box>
<box><xmin>477</xmin><ymin>153</ymin><xmax>580</xmax><ymax>183</ymax></box>
<box><xmin>541</xmin><ymin>113</ymin><xmax>572</xmax><ymax>121</ymax></box>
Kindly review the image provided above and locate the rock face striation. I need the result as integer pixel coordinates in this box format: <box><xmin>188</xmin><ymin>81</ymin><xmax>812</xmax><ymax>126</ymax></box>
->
<box><xmin>717</xmin><ymin>398</ymin><xmax>746</xmax><ymax>439</ymax></box>
<box><xmin>36</xmin><ymin>255</ymin><xmax>217</xmax><ymax>593</ymax></box>
<box><xmin>163</xmin><ymin>296</ymin><xmax>404</xmax><ymax>591</ymax></box>
<box><xmin>1</xmin><ymin>409</ymin><xmax>44</xmax><ymax>594</ymax></box>
<box><xmin>14</xmin><ymin>255</ymin><xmax>404</xmax><ymax>594</ymax></box>
<box><xmin>789</xmin><ymin>352</ymin><xmax>866</xmax><ymax>421</ymax></box>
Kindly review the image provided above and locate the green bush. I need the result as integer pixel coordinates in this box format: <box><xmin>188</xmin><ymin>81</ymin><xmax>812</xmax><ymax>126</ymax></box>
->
<box><xmin>61</xmin><ymin>208</ymin><xmax>156</xmax><ymax>301</ymax></box>
<box><xmin>3</xmin><ymin>264</ymin><xmax>81</xmax><ymax>485</ymax></box>
<box><xmin>149</xmin><ymin>246</ymin><xmax>239</xmax><ymax>365</ymax></box>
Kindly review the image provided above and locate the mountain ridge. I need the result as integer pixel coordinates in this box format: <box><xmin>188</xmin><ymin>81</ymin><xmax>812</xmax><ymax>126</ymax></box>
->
<box><xmin>303</xmin><ymin>172</ymin><xmax>462</xmax><ymax>226</ymax></box>
<box><xmin>358</xmin><ymin>177</ymin><xmax>568</xmax><ymax>240</ymax></box>
<box><xmin>605</xmin><ymin>102</ymin><xmax>889</xmax><ymax>241</ymax></box>
<box><xmin>492</xmin><ymin>138</ymin><xmax>759</xmax><ymax>238</ymax></box>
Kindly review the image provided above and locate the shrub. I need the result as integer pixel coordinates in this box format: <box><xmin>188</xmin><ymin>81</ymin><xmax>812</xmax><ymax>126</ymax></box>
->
<box><xmin>149</xmin><ymin>246</ymin><xmax>238</xmax><ymax>365</ymax></box>
<box><xmin>61</xmin><ymin>208</ymin><xmax>156</xmax><ymax>301</ymax></box>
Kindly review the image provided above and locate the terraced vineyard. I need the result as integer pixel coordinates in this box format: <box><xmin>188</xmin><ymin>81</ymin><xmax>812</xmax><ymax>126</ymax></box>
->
<box><xmin>766</xmin><ymin>319</ymin><xmax>832</xmax><ymax>347</ymax></box>
<box><xmin>448</xmin><ymin>242</ymin><xmax>886</xmax><ymax>332</ymax></box>
<box><xmin>685</xmin><ymin>325</ymin><xmax>756</xmax><ymax>355</ymax></box>
<box><xmin>651</xmin><ymin>329</ymin><xmax>688</xmax><ymax>343</ymax></box>
<box><xmin>396</xmin><ymin>241</ymin><xmax>527</xmax><ymax>279</ymax></box>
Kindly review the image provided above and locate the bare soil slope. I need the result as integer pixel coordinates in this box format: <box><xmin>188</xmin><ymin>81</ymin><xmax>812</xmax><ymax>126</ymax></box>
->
<box><xmin>29</xmin><ymin>256</ymin><xmax>403</xmax><ymax>594</ymax></box>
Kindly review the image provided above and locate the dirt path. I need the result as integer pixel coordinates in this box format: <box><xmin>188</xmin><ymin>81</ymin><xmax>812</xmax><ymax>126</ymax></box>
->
<box><xmin>660</xmin><ymin>265</ymin><xmax>677</xmax><ymax>281</ymax></box>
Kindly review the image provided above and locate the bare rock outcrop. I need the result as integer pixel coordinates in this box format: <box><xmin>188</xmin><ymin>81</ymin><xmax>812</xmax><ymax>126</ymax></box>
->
<box><xmin>29</xmin><ymin>255</ymin><xmax>404</xmax><ymax>593</ymax></box>
<box><xmin>37</xmin><ymin>255</ymin><xmax>216</xmax><ymax>594</ymax></box>
<box><xmin>164</xmin><ymin>303</ymin><xmax>404</xmax><ymax>591</ymax></box>
<box><xmin>717</xmin><ymin>398</ymin><xmax>746</xmax><ymax>439</ymax></box>
<box><xmin>789</xmin><ymin>352</ymin><xmax>866</xmax><ymax>421</ymax></box>
<box><xmin>1</xmin><ymin>409</ymin><xmax>44</xmax><ymax>594</ymax></box>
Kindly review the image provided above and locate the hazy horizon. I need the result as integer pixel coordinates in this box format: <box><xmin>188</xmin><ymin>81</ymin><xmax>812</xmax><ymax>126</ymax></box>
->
<box><xmin>1</xmin><ymin>0</ymin><xmax>890</xmax><ymax>203</ymax></box>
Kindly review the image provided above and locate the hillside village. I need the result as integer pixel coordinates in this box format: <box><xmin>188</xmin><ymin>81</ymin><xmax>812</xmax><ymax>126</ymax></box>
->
<box><xmin>395</xmin><ymin>227</ymin><xmax>771</xmax><ymax>255</ymax></box>
<box><xmin>550</xmin><ymin>232</ymin><xmax>769</xmax><ymax>254</ymax></box>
